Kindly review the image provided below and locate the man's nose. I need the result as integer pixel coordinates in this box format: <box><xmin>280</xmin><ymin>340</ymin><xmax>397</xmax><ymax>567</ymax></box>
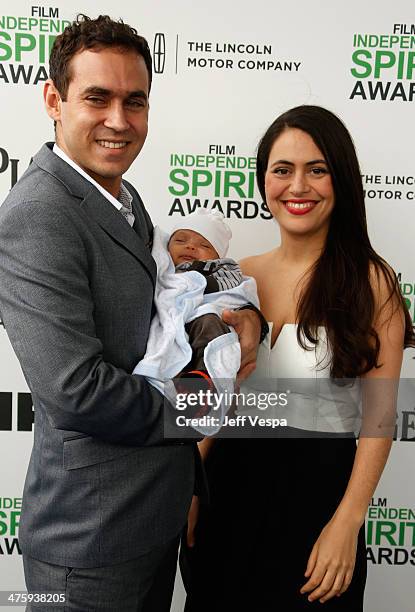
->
<box><xmin>104</xmin><ymin>102</ymin><xmax>129</xmax><ymax>132</ymax></box>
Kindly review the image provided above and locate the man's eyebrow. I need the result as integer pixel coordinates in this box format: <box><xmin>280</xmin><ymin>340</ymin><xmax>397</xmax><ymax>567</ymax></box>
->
<box><xmin>82</xmin><ymin>87</ymin><xmax>111</xmax><ymax>96</ymax></box>
<box><xmin>82</xmin><ymin>86</ymin><xmax>148</xmax><ymax>100</ymax></box>
<box><xmin>127</xmin><ymin>90</ymin><xmax>148</xmax><ymax>100</ymax></box>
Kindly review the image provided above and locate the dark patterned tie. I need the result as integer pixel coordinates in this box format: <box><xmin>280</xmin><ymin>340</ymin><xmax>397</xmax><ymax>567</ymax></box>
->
<box><xmin>118</xmin><ymin>186</ymin><xmax>135</xmax><ymax>226</ymax></box>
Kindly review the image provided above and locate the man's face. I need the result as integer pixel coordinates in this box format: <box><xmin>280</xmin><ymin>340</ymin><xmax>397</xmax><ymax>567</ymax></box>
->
<box><xmin>50</xmin><ymin>46</ymin><xmax>149</xmax><ymax>196</ymax></box>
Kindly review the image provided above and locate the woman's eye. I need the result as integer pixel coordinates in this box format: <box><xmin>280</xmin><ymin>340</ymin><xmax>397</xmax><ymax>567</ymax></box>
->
<box><xmin>310</xmin><ymin>167</ymin><xmax>328</xmax><ymax>175</ymax></box>
<box><xmin>273</xmin><ymin>167</ymin><xmax>290</xmax><ymax>176</ymax></box>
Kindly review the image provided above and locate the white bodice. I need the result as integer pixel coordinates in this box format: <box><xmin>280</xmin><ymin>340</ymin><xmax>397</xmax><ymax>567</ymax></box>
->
<box><xmin>239</xmin><ymin>324</ymin><xmax>361</xmax><ymax>433</ymax></box>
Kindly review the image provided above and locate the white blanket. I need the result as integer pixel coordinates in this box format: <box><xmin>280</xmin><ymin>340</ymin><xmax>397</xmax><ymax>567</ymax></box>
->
<box><xmin>133</xmin><ymin>227</ymin><xmax>259</xmax><ymax>435</ymax></box>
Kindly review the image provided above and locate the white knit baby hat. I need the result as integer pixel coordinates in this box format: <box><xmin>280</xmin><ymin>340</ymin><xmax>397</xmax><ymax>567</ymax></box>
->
<box><xmin>170</xmin><ymin>209</ymin><xmax>232</xmax><ymax>258</ymax></box>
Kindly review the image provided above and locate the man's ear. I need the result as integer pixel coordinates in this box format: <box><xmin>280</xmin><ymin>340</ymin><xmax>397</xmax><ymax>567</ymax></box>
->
<box><xmin>44</xmin><ymin>79</ymin><xmax>62</xmax><ymax>122</ymax></box>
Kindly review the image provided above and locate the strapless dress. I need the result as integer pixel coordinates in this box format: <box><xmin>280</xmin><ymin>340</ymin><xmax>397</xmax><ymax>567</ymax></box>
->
<box><xmin>181</xmin><ymin>324</ymin><xmax>367</xmax><ymax>612</ymax></box>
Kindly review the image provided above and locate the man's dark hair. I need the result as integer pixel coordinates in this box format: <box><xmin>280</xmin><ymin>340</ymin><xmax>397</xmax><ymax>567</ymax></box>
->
<box><xmin>49</xmin><ymin>14</ymin><xmax>152</xmax><ymax>99</ymax></box>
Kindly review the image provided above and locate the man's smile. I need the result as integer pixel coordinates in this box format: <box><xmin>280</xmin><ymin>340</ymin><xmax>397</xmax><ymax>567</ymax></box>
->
<box><xmin>96</xmin><ymin>140</ymin><xmax>128</xmax><ymax>149</ymax></box>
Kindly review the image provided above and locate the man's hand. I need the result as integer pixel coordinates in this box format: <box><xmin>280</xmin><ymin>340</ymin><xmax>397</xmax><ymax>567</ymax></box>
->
<box><xmin>222</xmin><ymin>308</ymin><xmax>261</xmax><ymax>383</ymax></box>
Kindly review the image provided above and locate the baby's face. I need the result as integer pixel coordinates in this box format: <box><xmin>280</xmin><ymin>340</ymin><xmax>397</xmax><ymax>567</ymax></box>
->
<box><xmin>168</xmin><ymin>229</ymin><xmax>219</xmax><ymax>265</ymax></box>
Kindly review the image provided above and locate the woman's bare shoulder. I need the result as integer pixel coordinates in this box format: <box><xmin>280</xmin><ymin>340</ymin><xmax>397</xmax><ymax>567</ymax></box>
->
<box><xmin>368</xmin><ymin>260</ymin><xmax>404</xmax><ymax>324</ymax></box>
<box><xmin>240</xmin><ymin>249</ymin><xmax>277</xmax><ymax>276</ymax></box>
<box><xmin>368</xmin><ymin>260</ymin><xmax>397</xmax><ymax>304</ymax></box>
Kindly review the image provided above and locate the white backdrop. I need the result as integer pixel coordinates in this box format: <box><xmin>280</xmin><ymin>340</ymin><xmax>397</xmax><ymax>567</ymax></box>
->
<box><xmin>0</xmin><ymin>1</ymin><xmax>414</xmax><ymax>610</ymax></box>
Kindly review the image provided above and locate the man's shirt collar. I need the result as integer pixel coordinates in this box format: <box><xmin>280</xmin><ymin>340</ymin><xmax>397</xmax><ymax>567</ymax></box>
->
<box><xmin>52</xmin><ymin>143</ymin><xmax>132</xmax><ymax>212</ymax></box>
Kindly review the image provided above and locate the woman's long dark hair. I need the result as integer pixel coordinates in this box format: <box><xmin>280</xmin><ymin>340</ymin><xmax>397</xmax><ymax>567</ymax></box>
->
<box><xmin>257</xmin><ymin>105</ymin><xmax>414</xmax><ymax>378</ymax></box>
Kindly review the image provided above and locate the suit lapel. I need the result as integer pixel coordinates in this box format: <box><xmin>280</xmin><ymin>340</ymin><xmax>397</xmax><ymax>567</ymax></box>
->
<box><xmin>33</xmin><ymin>143</ymin><xmax>156</xmax><ymax>287</ymax></box>
<box><xmin>81</xmin><ymin>191</ymin><xmax>156</xmax><ymax>286</ymax></box>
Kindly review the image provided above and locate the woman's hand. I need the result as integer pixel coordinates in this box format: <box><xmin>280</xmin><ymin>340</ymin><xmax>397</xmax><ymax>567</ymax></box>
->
<box><xmin>300</xmin><ymin>514</ymin><xmax>361</xmax><ymax>603</ymax></box>
<box><xmin>186</xmin><ymin>495</ymin><xmax>200</xmax><ymax>548</ymax></box>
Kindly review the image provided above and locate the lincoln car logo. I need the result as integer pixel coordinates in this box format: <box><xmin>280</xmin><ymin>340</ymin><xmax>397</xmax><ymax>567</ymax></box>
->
<box><xmin>153</xmin><ymin>33</ymin><xmax>166</xmax><ymax>74</ymax></box>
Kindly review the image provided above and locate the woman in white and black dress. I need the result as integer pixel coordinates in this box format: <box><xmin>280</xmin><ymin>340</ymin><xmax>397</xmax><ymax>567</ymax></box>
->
<box><xmin>181</xmin><ymin>105</ymin><xmax>414</xmax><ymax>611</ymax></box>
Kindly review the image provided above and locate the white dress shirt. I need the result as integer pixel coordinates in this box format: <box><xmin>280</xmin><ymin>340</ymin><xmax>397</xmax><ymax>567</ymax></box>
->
<box><xmin>53</xmin><ymin>143</ymin><xmax>135</xmax><ymax>226</ymax></box>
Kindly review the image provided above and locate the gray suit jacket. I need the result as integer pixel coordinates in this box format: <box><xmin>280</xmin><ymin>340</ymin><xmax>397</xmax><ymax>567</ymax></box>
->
<box><xmin>0</xmin><ymin>143</ymin><xmax>195</xmax><ymax>568</ymax></box>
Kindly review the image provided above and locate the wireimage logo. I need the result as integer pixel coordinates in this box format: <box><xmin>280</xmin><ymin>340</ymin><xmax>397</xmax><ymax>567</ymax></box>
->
<box><xmin>153</xmin><ymin>33</ymin><xmax>166</xmax><ymax>74</ymax></box>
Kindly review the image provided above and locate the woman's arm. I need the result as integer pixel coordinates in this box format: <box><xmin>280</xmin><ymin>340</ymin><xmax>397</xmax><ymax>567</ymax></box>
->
<box><xmin>300</xmin><ymin>269</ymin><xmax>405</xmax><ymax>604</ymax></box>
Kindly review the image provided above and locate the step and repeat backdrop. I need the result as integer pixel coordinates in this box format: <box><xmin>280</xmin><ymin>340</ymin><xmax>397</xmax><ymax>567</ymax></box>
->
<box><xmin>0</xmin><ymin>0</ymin><xmax>414</xmax><ymax>610</ymax></box>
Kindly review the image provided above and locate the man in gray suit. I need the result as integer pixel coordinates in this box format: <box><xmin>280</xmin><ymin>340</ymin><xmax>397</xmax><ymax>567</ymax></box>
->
<box><xmin>0</xmin><ymin>14</ymin><xmax>262</xmax><ymax>612</ymax></box>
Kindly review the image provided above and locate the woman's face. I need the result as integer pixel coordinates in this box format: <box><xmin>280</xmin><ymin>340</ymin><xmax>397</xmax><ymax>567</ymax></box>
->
<box><xmin>264</xmin><ymin>128</ymin><xmax>335</xmax><ymax>238</ymax></box>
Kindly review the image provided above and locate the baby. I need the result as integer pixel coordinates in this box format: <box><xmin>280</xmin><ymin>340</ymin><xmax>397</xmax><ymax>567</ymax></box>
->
<box><xmin>133</xmin><ymin>209</ymin><xmax>262</xmax><ymax>431</ymax></box>
<box><xmin>168</xmin><ymin>208</ymin><xmax>244</xmax><ymax>384</ymax></box>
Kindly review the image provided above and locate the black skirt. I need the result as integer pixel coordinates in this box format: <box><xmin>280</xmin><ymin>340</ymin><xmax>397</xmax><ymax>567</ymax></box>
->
<box><xmin>181</xmin><ymin>433</ymin><xmax>367</xmax><ymax>612</ymax></box>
